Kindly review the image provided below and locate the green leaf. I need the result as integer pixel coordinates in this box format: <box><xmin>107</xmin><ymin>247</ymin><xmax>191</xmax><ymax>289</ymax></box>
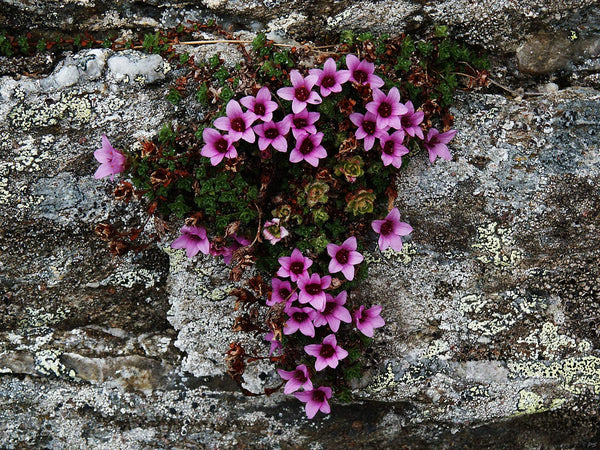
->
<box><xmin>209</xmin><ymin>53</ymin><xmax>221</xmax><ymax>68</ymax></box>
<box><xmin>252</xmin><ymin>33</ymin><xmax>267</xmax><ymax>51</ymax></box>
<box><xmin>158</xmin><ymin>122</ymin><xmax>177</xmax><ymax>144</ymax></box>
<box><xmin>195</xmin><ymin>83</ymin><xmax>209</xmax><ymax>105</ymax></box>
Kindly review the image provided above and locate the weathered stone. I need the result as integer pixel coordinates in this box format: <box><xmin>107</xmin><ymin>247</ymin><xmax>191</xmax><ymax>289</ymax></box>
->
<box><xmin>1</xmin><ymin>27</ymin><xmax>600</xmax><ymax>449</ymax></box>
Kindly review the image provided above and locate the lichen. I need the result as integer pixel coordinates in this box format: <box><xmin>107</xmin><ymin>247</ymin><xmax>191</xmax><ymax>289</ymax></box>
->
<box><xmin>366</xmin><ymin>362</ymin><xmax>397</xmax><ymax>394</ymax></box>
<box><xmin>8</xmin><ymin>92</ymin><xmax>93</xmax><ymax>131</ymax></box>
<box><xmin>363</xmin><ymin>242</ymin><xmax>416</xmax><ymax>265</ymax></box>
<box><xmin>34</xmin><ymin>349</ymin><xmax>77</xmax><ymax>379</ymax></box>
<box><xmin>471</xmin><ymin>221</ymin><xmax>522</xmax><ymax>267</ymax></box>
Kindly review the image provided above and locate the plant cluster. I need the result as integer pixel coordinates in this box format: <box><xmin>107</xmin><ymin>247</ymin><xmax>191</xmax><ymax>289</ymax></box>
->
<box><xmin>92</xmin><ymin>22</ymin><xmax>488</xmax><ymax>418</ymax></box>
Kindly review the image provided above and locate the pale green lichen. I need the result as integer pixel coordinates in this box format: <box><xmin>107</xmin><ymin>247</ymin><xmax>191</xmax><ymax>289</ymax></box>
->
<box><xmin>515</xmin><ymin>389</ymin><xmax>566</xmax><ymax>415</ymax></box>
<box><xmin>508</xmin><ymin>356</ymin><xmax>600</xmax><ymax>394</ymax></box>
<box><xmin>18</xmin><ymin>306</ymin><xmax>70</xmax><ymax>329</ymax></box>
<box><xmin>518</xmin><ymin>322</ymin><xmax>591</xmax><ymax>360</ymax></box>
<box><xmin>366</xmin><ymin>362</ymin><xmax>397</xmax><ymax>394</ymax></box>
<box><xmin>107</xmin><ymin>267</ymin><xmax>160</xmax><ymax>289</ymax></box>
<box><xmin>34</xmin><ymin>349</ymin><xmax>77</xmax><ymax>379</ymax></box>
<box><xmin>471</xmin><ymin>222</ymin><xmax>522</xmax><ymax>267</ymax></box>
<box><xmin>422</xmin><ymin>339</ymin><xmax>450</xmax><ymax>359</ymax></box>
<box><xmin>8</xmin><ymin>92</ymin><xmax>93</xmax><ymax>131</ymax></box>
<box><xmin>363</xmin><ymin>242</ymin><xmax>416</xmax><ymax>265</ymax></box>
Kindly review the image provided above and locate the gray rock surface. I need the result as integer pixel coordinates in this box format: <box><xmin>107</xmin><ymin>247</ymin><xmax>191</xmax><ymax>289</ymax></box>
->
<box><xmin>1</xmin><ymin>19</ymin><xmax>600</xmax><ymax>450</ymax></box>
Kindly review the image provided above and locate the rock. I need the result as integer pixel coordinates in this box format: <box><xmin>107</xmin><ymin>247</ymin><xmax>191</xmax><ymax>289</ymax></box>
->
<box><xmin>1</xmin><ymin>34</ymin><xmax>600</xmax><ymax>449</ymax></box>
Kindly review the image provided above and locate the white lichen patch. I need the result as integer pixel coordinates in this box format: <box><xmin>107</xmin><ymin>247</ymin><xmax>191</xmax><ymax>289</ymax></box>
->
<box><xmin>18</xmin><ymin>306</ymin><xmax>70</xmax><ymax>329</ymax></box>
<box><xmin>104</xmin><ymin>267</ymin><xmax>160</xmax><ymax>289</ymax></box>
<box><xmin>363</xmin><ymin>242</ymin><xmax>416</xmax><ymax>265</ymax></box>
<box><xmin>508</xmin><ymin>356</ymin><xmax>600</xmax><ymax>394</ymax></box>
<box><xmin>515</xmin><ymin>389</ymin><xmax>566</xmax><ymax>415</ymax></box>
<box><xmin>422</xmin><ymin>339</ymin><xmax>451</xmax><ymax>360</ymax></box>
<box><xmin>471</xmin><ymin>222</ymin><xmax>522</xmax><ymax>267</ymax></box>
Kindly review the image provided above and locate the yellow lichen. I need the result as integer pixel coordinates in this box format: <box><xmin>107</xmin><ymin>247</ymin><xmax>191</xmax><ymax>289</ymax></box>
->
<box><xmin>471</xmin><ymin>222</ymin><xmax>522</xmax><ymax>267</ymax></box>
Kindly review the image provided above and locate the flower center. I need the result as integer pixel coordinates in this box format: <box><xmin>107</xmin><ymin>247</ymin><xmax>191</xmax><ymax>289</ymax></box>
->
<box><xmin>319</xmin><ymin>344</ymin><xmax>335</xmax><ymax>358</ymax></box>
<box><xmin>294</xmin><ymin>370</ymin><xmax>307</xmax><ymax>383</ymax></box>
<box><xmin>231</xmin><ymin>118</ymin><xmax>246</xmax><ymax>132</ymax></box>
<box><xmin>299</xmin><ymin>138</ymin><xmax>313</xmax><ymax>155</ymax></box>
<box><xmin>265</xmin><ymin>128</ymin><xmax>279</xmax><ymax>139</ymax></box>
<box><xmin>383</xmin><ymin>141</ymin><xmax>395</xmax><ymax>155</ymax></box>
<box><xmin>279</xmin><ymin>288</ymin><xmax>290</xmax><ymax>299</ymax></box>
<box><xmin>305</xmin><ymin>283</ymin><xmax>322</xmax><ymax>296</ymax></box>
<box><xmin>322</xmin><ymin>75</ymin><xmax>335</xmax><ymax>88</ymax></box>
<box><xmin>363</xmin><ymin>120</ymin><xmax>376</xmax><ymax>135</ymax></box>
<box><xmin>336</xmin><ymin>248</ymin><xmax>349</xmax><ymax>264</ymax></box>
<box><xmin>293</xmin><ymin>118</ymin><xmax>308</xmax><ymax>129</ymax></box>
<box><xmin>378</xmin><ymin>102</ymin><xmax>392</xmax><ymax>118</ymax></box>
<box><xmin>380</xmin><ymin>220</ymin><xmax>393</xmax><ymax>236</ymax></box>
<box><xmin>401</xmin><ymin>115</ymin><xmax>412</xmax><ymax>128</ymax></box>
<box><xmin>295</xmin><ymin>86</ymin><xmax>310</xmax><ymax>102</ymax></box>
<box><xmin>290</xmin><ymin>261</ymin><xmax>304</xmax><ymax>274</ymax></box>
<box><xmin>323</xmin><ymin>301</ymin><xmax>335</xmax><ymax>316</ymax></box>
<box><xmin>215</xmin><ymin>138</ymin><xmax>228</xmax><ymax>154</ymax></box>
<box><xmin>353</xmin><ymin>70</ymin><xmax>367</xmax><ymax>84</ymax></box>
<box><xmin>292</xmin><ymin>311</ymin><xmax>308</xmax><ymax>322</ymax></box>
<box><xmin>312</xmin><ymin>389</ymin><xmax>326</xmax><ymax>402</ymax></box>
<box><xmin>254</xmin><ymin>103</ymin><xmax>266</xmax><ymax>116</ymax></box>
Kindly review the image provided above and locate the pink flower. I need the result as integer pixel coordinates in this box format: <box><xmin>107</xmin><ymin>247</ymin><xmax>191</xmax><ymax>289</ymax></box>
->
<box><xmin>171</xmin><ymin>225</ymin><xmax>210</xmax><ymax>258</ymax></box>
<box><xmin>379</xmin><ymin>130</ymin><xmax>409</xmax><ymax>168</ymax></box>
<box><xmin>201</xmin><ymin>128</ymin><xmax>237</xmax><ymax>166</ymax></box>
<box><xmin>371</xmin><ymin>207</ymin><xmax>412</xmax><ymax>252</ymax></box>
<box><xmin>267</xmin><ymin>278</ymin><xmax>298</xmax><ymax>307</ymax></box>
<box><xmin>365</xmin><ymin>88</ymin><xmax>407</xmax><ymax>130</ymax></box>
<box><xmin>423</xmin><ymin>128</ymin><xmax>457</xmax><ymax>163</ymax></box>
<box><xmin>213</xmin><ymin>99</ymin><xmax>256</xmax><ymax>143</ymax></box>
<box><xmin>400</xmin><ymin>101</ymin><xmax>424</xmax><ymax>139</ymax></box>
<box><xmin>290</xmin><ymin>132</ymin><xmax>327</xmax><ymax>167</ymax></box>
<box><xmin>240</xmin><ymin>86</ymin><xmax>278</xmax><ymax>122</ymax></box>
<box><xmin>346</xmin><ymin>54</ymin><xmax>384</xmax><ymax>88</ymax></box>
<box><xmin>277</xmin><ymin>364</ymin><xmax>313</xmax><ymax>394</ymax></box>
<box><xmin>286</xmin><ymin>110</ymin><xmax>320</xmax><ymax>139</ymax></box>
<box><xmin>353</xmin><ymin>305</ymin><xmax>385</xmax><ymax>337</ymax></box>
<box><xmin>326</xmin><ymin>236</ymin><xmax>364</xmax><ymax>281</ymax></box>
<box><xmin>263</xmin><ymin>218</ymin><xmax>289</xmax><ymax>244</ymax></box>
<box><xmin>222</xmin><ymin>234</ymin><xmax>250</xmax><ymax>265</ymax></box>
<box><xmin>349</xmin><ymin>111</ymin><xmax>388</xmax><ymax>151</ymax></box>
<box><xmin>297</xmin><ymin>273</ymin><xmax>331</xmax><ymax>312</ymax></box>
<box><xmin>304</xmin><ymin>334</ymin><xmax>348</xmax><ymax>371</ymax></box>
<box><xmin>294</xmin><ymin>386</ymin><xmax>332</xmax><ymax>419</ymax></box>
<box><xmin>277</xmin><ymin>248</ymin><xmax>313</xmax><ymax>282</ymax></box>
<box><xmin>254</xmin><ymin>119</ymin><xmax>290</xmax><ymax>153</ymax></box>
<box><xmin>313</xmin><ymin>292</ymin><xmax>352</xmax><ymax>333</ymax></box>
<box><xmin>285</xmin><ymin>306</ymin><xmax>317</xmax><ymax>337</ymax></box>
<box><xmin>309</xmin><ymin>58</ymin><xmax>350</xmax><ymax>97</ymax></box>
<box><xmin>264</xmin><ymin>331</ymin><xmax>282</xmax><ymax>356</ymax></box>
<box><xmin>94</xmin><ymin>134</ymin><xmax>127</xmax><ymax>181</ymax></box>
<box><xmin>277</xmin><ymin>70</ymin><xmax>322</xmax><ymax>114</ymax></box>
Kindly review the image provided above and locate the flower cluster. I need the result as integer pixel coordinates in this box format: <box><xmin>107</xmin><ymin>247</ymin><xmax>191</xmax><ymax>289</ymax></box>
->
<box><xmin>267</xmin><ymin>246</ymin><xmax>384</xmax><ymax>418</ymax></box>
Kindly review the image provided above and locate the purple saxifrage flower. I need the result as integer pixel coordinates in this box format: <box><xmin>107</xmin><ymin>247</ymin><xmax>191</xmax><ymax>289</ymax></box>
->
<box><xmin>353</xmin><ymin>305</ymin><xmax>385</xmax><ymax>337</ymax></box>
<box><xmin>277</xmin><ymin>364</ymin><xmax>313</xmax><ymax>394</ymax></box>
<box><xmin>263</xmin><ymin>218</ymin><xmax>289</xmax><ymax>245</ymax></box>
<box><xmin>366</xmin><ymin>87</ymin><xmax>407</xmax><ymax>130</ymax></box>
<box><xmin>305</xmin><ymin>334</ymin><xmax>348</xmax><ymax>371</ymax></box>
<box><xmin>277</xmin><ymin>69</ymin><xmax>322</xmax><ymax>114</ymax></box>
<box><xmin>254</xmin><ymin>119</ymin><xmax>290</xmax><ymax>153</ymax></box>
<box><xmin>326</xmin><ymin>236</ymin><xmax>364</xmax><ymax>281</ymax></box>
<box><xmin>423</xmin><ymin>128</ymin><xmax>457</xmax><ymax>163</ymax></box>
<box><xmin>290</xmin><ymin>132</ymin><xmax>327</xmax><ymax>167</ymax></box>
<box><xmin>309</xmin><ymin>57</ymin><xmax>350</xmax><ymax>97</ymax></box>
<box><xmin>94</xmin><ymin>134</ymin><xmax>127</xmax><ymax>181</ymax></box>
<box><xmin>213</xmin><ymin>99</ymin><xmax>256</xmax><ymax>143</ymax></box>
<box><xmin>297</xmin><ymin>273</ymin><xmax>331</xmax><ymax>311</ymax></box>
<box><xmin>371</xmin><ymin>207</ymin><xmax>413</xmax><ymax>252</ymax></box>
<box><xmin>312</xmin><ymin>291</ymin><xmax>352</xmax><ymax>333</ymax></box>
<box><xmin>285</xmin><ymin>306</ymin><xmax>317</xmax><ymax>337</ymax></box>
<box><xmin>294</xmin><ymin>386</ymin><xmax>332</xmax><ymax>419</ymax></box>
<box><xmin>267</xmin><ymin>278</ymin><xmax>298</xmax><ymax>307</ymax></box>
<box><xmin>346</xmin><ymin>54</ymin><xmax>384</xmax><ymax>88</ymax></box>
<box><xmin>171</xmin><ymin>225</ymin><xmax>210</xmax><ymax>258</ymax></box>
<box><xmin>379</xmin><ymin>130</ymin><xmax>409</xmax><ymax>168</ymax></box>
<box><xmin>349</xmin><ymin>111</ymin><xmax>387</xmax><ymax>151</ymax></box>
<box><xmin>277</xmin><ymin>248</ymin><xmax>313</xmax><ymax>282</ymax></box>
<box><xmin>286</xmin><ymin>110</ymin><xmax>320</xmax><ymax>139</ymax></box>
<box><xmin>240</xmin><ymin>86</ymin><xmax>278</xmax><ymax>122</ymax></box>
<box><xmin>400</xmin><ymin>101</ymin><xmax>424</xmax><ymax>139</ymax></box>
<box><xmin>264</xmin><ymin>331</ymin><xmax>282</xmax><ymax>356</ymax></box>
<box><xmin>201</xmin><ymin>128</ymin><xmax>237</xmax><ymax>166</ymax></box>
